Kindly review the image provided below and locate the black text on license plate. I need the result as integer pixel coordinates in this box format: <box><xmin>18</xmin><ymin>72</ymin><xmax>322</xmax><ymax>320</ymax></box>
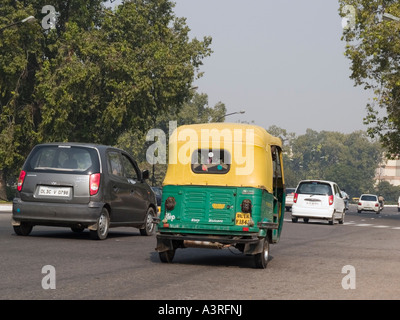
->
<box><xmin>235</xmin><ymin>212</ymin><xmax>251</xmax><ymax>226</ymax></box>
<box><xmin>38</xmin><ymin>186</ymin><xmax>70</xmax><ymax>197</ymax></box>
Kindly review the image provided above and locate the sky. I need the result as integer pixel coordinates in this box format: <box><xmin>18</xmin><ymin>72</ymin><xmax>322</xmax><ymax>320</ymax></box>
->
<box><xmin>112</xmin><ymin>0</ymin><xmax>372</xmax><ymax>136</ymax></box>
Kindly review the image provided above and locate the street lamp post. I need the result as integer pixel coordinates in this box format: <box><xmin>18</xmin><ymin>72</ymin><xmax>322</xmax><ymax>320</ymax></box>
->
<box><xmin>0</xmin><ymin>15</ymin><xmax>35</xmax><ymax>32</ymax></box>
<box><xmin>383</xmin><ymin>12</ymin><xmax>400</xmax><ymax>22</ymax></box>
<box><xmin>216</xmin><ymin>110</ymin><xmax>245</xmax><ymax>122</ymax></box>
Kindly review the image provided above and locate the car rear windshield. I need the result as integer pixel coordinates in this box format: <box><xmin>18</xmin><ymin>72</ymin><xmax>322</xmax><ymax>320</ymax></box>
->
<box><xmin>296</xmin><ymin>181</ymin><xmax>332</xmax><ymax>196</ymax></box>
<box><xmin>360</xmin><ymin>195</ymin><xmax>377</xmax><ymax>201</ymax></box>
<box><xmin>25</xmin><ymin>145</ymin><xmax>100</xmax><ymax>174</ymax></box>
<box><xmin>191</xmin><ymin>149</ymin><xmax>231</xmax><ymax>174</ymax></box>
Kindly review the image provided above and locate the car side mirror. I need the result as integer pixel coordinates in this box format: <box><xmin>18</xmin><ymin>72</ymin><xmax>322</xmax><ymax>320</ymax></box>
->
<box><xmin>142</xmin><ymin>170</ymin><xmax>149</xmax><ymax>180</ymax></box>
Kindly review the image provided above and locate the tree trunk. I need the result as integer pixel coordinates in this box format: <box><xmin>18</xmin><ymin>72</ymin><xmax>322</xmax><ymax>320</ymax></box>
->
<box><xmin>0</xmin><ymin>170</ymin><xmax>7</xmax><ymax>201</ymax></box>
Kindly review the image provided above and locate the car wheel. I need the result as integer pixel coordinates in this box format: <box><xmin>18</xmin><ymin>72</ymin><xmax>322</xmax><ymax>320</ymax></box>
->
<box><xmin>303</xmin><ymin>218</ymin><xmax>309</xmax><ymax>223</ymax></box>
<box><xmin>254</xmin><ymin>238</ymin><xmax>269</xmax><ymax>269</ymax></box>
<box><xmin>292</xmin><ymin>217</ymin><xmax>298</xmax><ymax>223</ymax></box>
<box><xmin>13</xmin><ymin>222</ymin><xmax>33</xmax><ymax>236</ymax></box>
<box><xmin>159</xmin><ymin>249</ymin><xmax>175</xmax><ymax>263</ymax></box>
<box><xmin>90</xmin><ymin>208</ymin><xmax>110</xmax><ymax>240</ymax></box>
<box><xmin>357</xmin><ymin>210</ymin><xmax>361</xmax><ymax>213</ymax></box>
<box><xmin>140</xmin><ymin>207</ymin><xmax>156</xmax><ymax>236</ymax></box>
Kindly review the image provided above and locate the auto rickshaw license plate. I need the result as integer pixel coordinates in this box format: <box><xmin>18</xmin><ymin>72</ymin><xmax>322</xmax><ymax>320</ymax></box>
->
<box><xmin>235</xmin><ymin>212</ymin><xmax>251</xmax><ymax>225</ymax></box>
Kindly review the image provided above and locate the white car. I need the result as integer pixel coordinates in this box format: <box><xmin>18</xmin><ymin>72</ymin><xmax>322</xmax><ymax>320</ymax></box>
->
<box><xmin>357</xmin><ymin>194</ymin><xmax>380</xmax><ymax>214</ymax></box>
<box><xmin>291</xmin><ymin>180</ymin><xmax>345</xmax><ymax>225</ymax></box>
<box><xmin>285</xmin><ymin>188</ymin><xmax>296</xmax><ymax>211</ymax></box>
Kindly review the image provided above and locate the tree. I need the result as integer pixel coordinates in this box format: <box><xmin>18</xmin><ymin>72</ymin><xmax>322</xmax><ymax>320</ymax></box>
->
<box><xmin>0</xmin><ymin>1</ymin><xmax>43</xmax><ymax>200</ymax></box>
<box><xmin>339</xmin><ymin>0</ymin><xmax>400</xmax><ymax>156</ymax></box>
<box><xmin>282</xmin><ymin>128</ymin><xmax>382</xmax><ymax>197</ymax></box>
<box><xmin>0</xmin><ymin>0</ymin><xmax>212</xmax><ymax>199</ymax></box>
<box><xmin>375</xmin><ymin>180</ymin><xmax>400</xmax><ymax>203</ymax></box>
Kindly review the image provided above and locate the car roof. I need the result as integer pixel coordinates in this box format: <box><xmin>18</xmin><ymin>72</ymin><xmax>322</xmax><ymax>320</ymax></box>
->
<box><xmin>34</xmin><ymin>142</ymin><xmax>123</xmax><ymax>152</ymax></box>
<box><xmin>297</xmin><ymin>180</ymin><xmax>337</xmax><ymax>185</ymax></box>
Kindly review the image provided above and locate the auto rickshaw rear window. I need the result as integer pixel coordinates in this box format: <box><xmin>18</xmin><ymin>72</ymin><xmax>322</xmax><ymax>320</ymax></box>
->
<box><xmin>191</xmin><ymin>149</ymin><xmax>231</xmax><ymax>174</ymax></box>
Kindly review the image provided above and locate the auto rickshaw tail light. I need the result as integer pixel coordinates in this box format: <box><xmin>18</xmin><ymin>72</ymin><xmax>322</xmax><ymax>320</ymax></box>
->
<box><xmin>328</xmin><ymin>195</ymin><xmax>333</xmax><ymax>205</ymax></box>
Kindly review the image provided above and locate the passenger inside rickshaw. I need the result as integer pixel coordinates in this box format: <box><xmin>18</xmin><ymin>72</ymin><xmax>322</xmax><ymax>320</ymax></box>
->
<box><xmin>191</xmin><ymin>149</ymin><xmax>230</xmax><ymax>173</ymax></box>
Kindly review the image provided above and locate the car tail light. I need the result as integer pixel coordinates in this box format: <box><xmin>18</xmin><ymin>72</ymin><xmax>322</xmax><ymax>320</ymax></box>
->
<box><xmin>358</xmin><ymin>202</ymin><xmax>362</xmax><ymax>206</ymax></box>
<box><xmin>17</xmin><ymin>170</ymin><xmax>26</xmax><ymax>191</ymax></box>
<box><xmin>375</xmin><ymin>203</ymin><xmax>379</xmax><ymax>207</ymax></box>
<box><xmin>89</xmin><ymin>173</ymin><xmax>100</xmax><ymax>196</ymax></box>
<box><xmin>293</xmin><ymin>193</ymin><xmax>298</xmax><ymax>203</ymax></box>
<box><xmin>328</xmin><ymin>195</ymin><xmax>333</xmax><ymax>205</ymax></box>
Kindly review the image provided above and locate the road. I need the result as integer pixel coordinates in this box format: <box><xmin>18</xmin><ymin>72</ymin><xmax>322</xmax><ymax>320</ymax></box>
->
<box><xmin>1</xmin><ymin>204</ymin><xmax>400</xmax><ymax>301</ymax></box>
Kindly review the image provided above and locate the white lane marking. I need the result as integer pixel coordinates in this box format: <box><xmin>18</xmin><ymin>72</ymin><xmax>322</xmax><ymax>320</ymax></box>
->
<box><xmin>285</xmin><ymin>218</ymin><xmax>400</xmax><ymax>230</ymax></box>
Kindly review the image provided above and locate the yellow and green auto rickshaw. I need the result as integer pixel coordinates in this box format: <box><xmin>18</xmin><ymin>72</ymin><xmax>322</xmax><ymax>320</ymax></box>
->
<box><xmin>155</xmin><ymin>123</ymin><xmax>285</xmax><ymax>268</ymax></box>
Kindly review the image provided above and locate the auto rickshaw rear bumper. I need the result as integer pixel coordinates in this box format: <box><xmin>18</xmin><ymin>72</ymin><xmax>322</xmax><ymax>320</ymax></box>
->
<box><xmin>156</xmin><ymin>232</ymin><xmax>266</xmax><ymax>255</ymax></box>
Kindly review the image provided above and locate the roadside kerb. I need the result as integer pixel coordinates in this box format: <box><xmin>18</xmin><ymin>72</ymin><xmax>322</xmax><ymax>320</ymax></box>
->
<box><xmin>0</xmin><ymin>203</ymin><xmax>12</xmax><ymax>213</ymax></box>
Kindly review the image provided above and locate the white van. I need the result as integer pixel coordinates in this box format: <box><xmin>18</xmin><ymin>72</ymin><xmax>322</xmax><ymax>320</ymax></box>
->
<box><xmin>291</xmin><ymin>180</ymin><xmax>345</xmax><ymax>225</ymax></box>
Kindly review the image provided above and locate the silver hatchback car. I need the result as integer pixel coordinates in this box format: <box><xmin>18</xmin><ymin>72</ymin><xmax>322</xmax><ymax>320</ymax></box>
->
<box><xmin>12</xmin><ymin>143</ymin><xmax>157</xmax><ymax>240</ymax></box>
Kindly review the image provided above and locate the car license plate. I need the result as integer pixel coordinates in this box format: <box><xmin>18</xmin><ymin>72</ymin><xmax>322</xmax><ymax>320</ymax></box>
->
<box><xmin>235</xmin><ymin>212</ymin><xmax>251</xmax><ymax>225</ymax></box>
<box><xmin>38</xmin><ymin>186</ymin><xmax>71</xmax><ymax>197</ymax></box>
<box><xmin>306</xmin><ymin>201</ymin><xmax>320</xmax><ymax>206</ymax></box>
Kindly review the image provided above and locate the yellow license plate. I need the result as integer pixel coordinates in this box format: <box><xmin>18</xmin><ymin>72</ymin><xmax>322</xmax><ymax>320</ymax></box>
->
<box><xmin>235</xmin><ymin>212</ymin><xmax>251</xmax><ymax>226</ymax></box>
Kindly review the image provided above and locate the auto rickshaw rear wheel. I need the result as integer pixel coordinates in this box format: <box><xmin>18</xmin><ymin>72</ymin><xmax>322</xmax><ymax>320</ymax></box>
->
<box><xmin>254</xmin><ymin>238</ymin><xmax>269</xmax><ymax>269</ymax></box>
<box><xmin>159</xmin><ymin>249</ymin><xmax>175</xmax><ymax>263</ymax></box>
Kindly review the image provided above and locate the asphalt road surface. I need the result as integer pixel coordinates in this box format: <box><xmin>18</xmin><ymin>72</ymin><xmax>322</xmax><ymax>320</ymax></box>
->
<box><xmin>1</xmin><ymin>204</ymin><xmax>400</xmax><ymax>300</ymax></box>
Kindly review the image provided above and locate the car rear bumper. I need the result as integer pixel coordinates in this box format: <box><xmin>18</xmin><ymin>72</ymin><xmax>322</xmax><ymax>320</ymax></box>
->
<box><xmin>357</xmin><ymin>205</ymin><xmax>379</xmax><ymax>212</ymax></box>
<box><xmin>291</xmin><ymin>205</ymin><xmax>334</xmax><ymax>219</ymax></box>
<box><xmin>12</xmin><ymin>198</ymin><xmax>104</xmax><ymax>227</ymax></box>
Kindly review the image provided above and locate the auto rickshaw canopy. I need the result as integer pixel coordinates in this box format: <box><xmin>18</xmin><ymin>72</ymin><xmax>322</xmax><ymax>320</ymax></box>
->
<box><xmin>163</xmin><ymin>123</ymin><xmax>283</xmax><ymax>193</ymax></box>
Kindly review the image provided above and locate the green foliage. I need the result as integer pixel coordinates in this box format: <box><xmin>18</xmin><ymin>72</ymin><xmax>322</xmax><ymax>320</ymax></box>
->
<box><xmin>375</xmin><ymin>180</ymin><xmax>400</xmax><ymax>203</ymax></box>
<box><xmin>35</xmin><ymin>0</ymin><xmax>212</xmax><ymax>144</ymax></box>
<box><xmin>339</xmin><ymin>0</ymin><xmax>400</xmax><ymax>156</ymax></box>
<box><xmin>273</xmin><ymin>126</ymin><xmax>382</xmax><ymax>198</ymax></box>
<box><xmin>0</xmin><ymin>0</ymin><xmax>212</xmax><ymax>197</ymax></box>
